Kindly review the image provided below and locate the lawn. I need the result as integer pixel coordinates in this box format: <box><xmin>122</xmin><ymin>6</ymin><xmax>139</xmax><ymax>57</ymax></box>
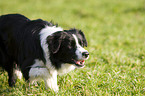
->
<box><xmin>0</xmin><ymin>0</ymin><xmax>145</xmax><ymax>95</ymax></box>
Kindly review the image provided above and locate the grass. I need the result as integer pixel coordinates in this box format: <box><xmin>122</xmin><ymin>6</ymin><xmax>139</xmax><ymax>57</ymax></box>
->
<box><xmin>0</xmin><ymin>0</ymin><xmax>145</xmax><ymax>95</ymax></box>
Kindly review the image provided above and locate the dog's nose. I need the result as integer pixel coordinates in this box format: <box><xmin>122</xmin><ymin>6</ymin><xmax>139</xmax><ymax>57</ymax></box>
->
<box><xmin>82</xmin><ymin>52</ymin><xmax>89</xmax><ymax>58</ymax></box>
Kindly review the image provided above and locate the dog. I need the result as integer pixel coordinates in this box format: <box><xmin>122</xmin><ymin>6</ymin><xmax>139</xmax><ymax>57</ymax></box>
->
<box><xmin>0</xmin><ymin>14</ymin><xmax>89</xmax><ymax>92</ymax></box>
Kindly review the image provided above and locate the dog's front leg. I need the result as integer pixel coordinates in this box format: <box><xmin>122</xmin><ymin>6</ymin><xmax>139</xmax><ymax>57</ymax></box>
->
<box><xmin>43</xmin><ymin>70</ymin><xmax>58</xmax><ymax>92</ymax></box>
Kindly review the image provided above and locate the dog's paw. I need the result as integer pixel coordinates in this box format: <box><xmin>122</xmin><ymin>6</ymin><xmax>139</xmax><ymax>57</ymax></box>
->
<box><xmin>45</xmin><ymin>84</ymin><xmax>59</xmax><ymax>93</ymax></box>
<box><xmin>53</xmin><ymin>86</ymin><xmax>59</xmax><ymax>93</ymax></box>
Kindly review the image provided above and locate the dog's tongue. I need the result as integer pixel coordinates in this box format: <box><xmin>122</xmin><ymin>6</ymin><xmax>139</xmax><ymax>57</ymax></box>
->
<box><xmin>76</xmin><ymin>60</ymin><xmax>85</xmax><ymax>65</ymax></box>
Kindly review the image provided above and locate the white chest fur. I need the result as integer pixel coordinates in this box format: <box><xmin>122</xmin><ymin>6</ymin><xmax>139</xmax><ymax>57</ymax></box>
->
<box><xmin>57</xmin><ymin>64</ymin><xmax>76</xmax><ymax>75</ymax></box>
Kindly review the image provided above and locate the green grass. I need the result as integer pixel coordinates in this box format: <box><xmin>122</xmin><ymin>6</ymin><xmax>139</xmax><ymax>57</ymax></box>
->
<box><xmin>0</xmin><ymin>0</ymin><xmax>145</xmax><ymax>95</ymax></box>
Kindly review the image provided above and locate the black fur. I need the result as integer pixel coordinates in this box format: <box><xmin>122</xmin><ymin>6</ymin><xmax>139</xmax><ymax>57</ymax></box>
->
<box><xmin>48</xmin><ymin>29</ymin><xmax>88</xmax><ymax>69</ymax></box>
<box><xmin>0</xmin><ymin>14</ymin><xmax>53</xmax><ymax>85</ymax></box>
<box><xmin>0</xmin><ymin>14</ymin><xmax>88</xmax><ymax>88</ymax></box>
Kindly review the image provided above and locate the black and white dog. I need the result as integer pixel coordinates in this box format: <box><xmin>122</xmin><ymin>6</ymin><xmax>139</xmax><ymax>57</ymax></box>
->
<box><xmin>0</xmin><ymin>14</ymin><xmax>89</xmax><ymax>92</ymax></box>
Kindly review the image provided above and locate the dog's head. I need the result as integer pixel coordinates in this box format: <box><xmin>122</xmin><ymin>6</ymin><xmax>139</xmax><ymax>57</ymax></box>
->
<box><xmin>47</xmin><ymin>29</ymin><xmax>89</xmax><ymax>68</ymax></box>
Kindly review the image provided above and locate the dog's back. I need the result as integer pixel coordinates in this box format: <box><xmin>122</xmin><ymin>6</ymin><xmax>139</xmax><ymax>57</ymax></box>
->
<box><xmin>0</xmin><ymin>14</ymin><xmax>30</xmax><ymax>53</ymax></box>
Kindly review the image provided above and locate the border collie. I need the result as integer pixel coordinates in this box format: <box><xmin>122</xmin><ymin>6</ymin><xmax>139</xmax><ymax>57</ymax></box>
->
<box><xmin>0</xmin><ymin>14</ymin><xmax>89</xmax><ymax>92</ymax></box>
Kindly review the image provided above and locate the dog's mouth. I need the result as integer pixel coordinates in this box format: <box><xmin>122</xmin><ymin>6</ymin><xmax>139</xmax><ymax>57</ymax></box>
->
<box><xmin>72</xmin><ymin>59</ymin><xmax>85</xmax><ymax>67</ymax></box>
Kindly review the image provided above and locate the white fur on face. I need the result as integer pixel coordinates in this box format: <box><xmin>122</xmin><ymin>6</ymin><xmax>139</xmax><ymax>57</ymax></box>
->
<box><xmin>72</xmin><ymin>34</ymin><xmax>88</xmax><ymax>60</ymax></box>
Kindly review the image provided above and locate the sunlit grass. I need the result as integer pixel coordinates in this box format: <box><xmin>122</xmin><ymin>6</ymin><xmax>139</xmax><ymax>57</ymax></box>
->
<box><xmin>0</xmin><ymin>0</ymin><xmax>145</xmax><ymax>95</ymax></box>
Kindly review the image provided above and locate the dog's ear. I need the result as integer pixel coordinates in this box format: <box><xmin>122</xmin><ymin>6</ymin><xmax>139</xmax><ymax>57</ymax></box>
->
<box><xmin>78</xmin><ymin>30</ymin><xmax>88</xmax><ymax>47</ymax></box>
<box><xmin>47</xmin><ymin>32</ymin><xmax>67</xmax><ymax>54</ymax></box>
